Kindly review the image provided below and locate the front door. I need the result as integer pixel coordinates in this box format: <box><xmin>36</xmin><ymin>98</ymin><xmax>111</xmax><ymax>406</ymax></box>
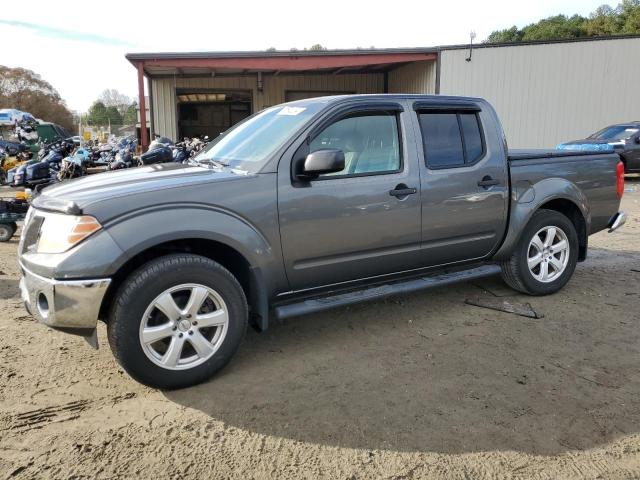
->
<box><xmin>277</xmin><ymin>103</ymin><xmax>422</xmax><ymax>291</ymax></box>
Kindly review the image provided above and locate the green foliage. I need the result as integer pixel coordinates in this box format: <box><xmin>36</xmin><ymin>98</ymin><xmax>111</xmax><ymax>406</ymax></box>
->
<box><xmin>85</xmin><ymin>100</ymin><xmax>126</xmax><ymax>126</ymax></box>
<box><xmin>486</xmin><ymin>0</ymin><xmax>640</xmax><ymax>43</ymax></box>
<box><xmin>105</xmin><ymin>106</ymin><xmax>122</xmax><ymax>125</ymax></box>
<box><xmin>123</xmin><ymin>102</ymin><xmax>137</xmax><ymax>125</ymax></box>
<box><xmin>98</xmin><ymin>88</ymin><xmax>131</xmax><ymax>116</ymax></box>
<box><xmin>85</xmin><ymin>101</ymin><xmax>107</xmax><ymax>126</ymax></box>
<box><xmin>486</xmin><ymin>26</ymin><xmax>522</xmax><ymax>43</ymax></box>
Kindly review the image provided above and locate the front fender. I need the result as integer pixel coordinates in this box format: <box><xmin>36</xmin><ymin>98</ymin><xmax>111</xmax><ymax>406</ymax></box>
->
<box><xmin>493</xmin><ymin>177</ymin><xmax>590</xmax><ymax>261</ymax></box>
<box><xmin>103</xmin><ymin>204</ymin><xmax>278</xmax><ymax>276</ymax></box>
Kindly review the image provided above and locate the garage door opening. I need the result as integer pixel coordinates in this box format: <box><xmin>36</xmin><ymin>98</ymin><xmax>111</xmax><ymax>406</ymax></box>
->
<box><xmin>177</xmin><ymin>90</ymin><xmax>252</xmax><ymax>139</ymax></box>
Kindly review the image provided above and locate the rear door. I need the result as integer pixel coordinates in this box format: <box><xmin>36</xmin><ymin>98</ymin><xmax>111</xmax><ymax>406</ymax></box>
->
<box><xmin>412</xmin><ymin>101</ymin><xmax>509</xmax><ymax>266</ymax></box>
<box><xmin>277</xmin><ymin>101</ymin><xmax>423</xmax><ymax>290</ymax></box>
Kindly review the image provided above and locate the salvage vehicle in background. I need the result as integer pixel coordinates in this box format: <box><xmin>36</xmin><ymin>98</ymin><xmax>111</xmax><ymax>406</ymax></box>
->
<box><xmin>559</xmin><ymin>121</ymin><xmax>640</xmax><ymax>173</ymax></box>
<box><xmin>18</xmin><ymin>95</ymin><xmax>626</xmax><ymax>389</ymax></box>
<box><xmin>0</xmin><ymin>109</ymin><xmax>21</xmax><ymax>126</ymax></box>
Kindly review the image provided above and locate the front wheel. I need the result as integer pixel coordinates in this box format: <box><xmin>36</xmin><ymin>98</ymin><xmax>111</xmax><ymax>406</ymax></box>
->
<box><xmin>107</xmin><ymin>254</ymin><xmax>247</xmax><ymax>389</ymax></box>
<box><xmin>500</xmin><ymin>209</ymin><xmax>579</xmax><ymax>295</ymax></box>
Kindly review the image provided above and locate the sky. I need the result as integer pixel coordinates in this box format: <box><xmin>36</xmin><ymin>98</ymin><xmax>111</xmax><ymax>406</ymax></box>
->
<box><xmin>1</xmin><ymin>0</ymin><xmax>615</xmax><ymax>113</ymax></box>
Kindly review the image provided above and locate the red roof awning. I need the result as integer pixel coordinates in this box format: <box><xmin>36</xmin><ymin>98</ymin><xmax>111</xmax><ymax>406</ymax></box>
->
<box><xmin>127</xmin><ymin>51</ymin><xmax>437</xmax><ymax>75</ymax></box>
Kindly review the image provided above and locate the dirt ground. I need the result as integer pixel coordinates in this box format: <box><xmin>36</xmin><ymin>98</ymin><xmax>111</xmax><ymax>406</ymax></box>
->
<box><xmin>0</xmin><ymin>180</ymin><xmax>639</xmax><ymax>479</ymax></box>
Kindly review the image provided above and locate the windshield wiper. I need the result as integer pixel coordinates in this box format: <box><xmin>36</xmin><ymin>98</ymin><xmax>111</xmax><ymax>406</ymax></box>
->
<box><xmin>190</xmin><ymin>158</ymin><xmax>228</xmax><ymax>169</ymax></box>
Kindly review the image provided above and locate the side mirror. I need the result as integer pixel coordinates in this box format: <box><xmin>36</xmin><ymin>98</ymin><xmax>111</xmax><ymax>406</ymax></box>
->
<box><xmin>635</xmin><ymin>137</ymin><xmax>640</xmax><ymax>144</ymax></box>
<box><xmin>298</xmin><ymin>149</ymin><xmax>345</xmax><ymax>180</ymax></box>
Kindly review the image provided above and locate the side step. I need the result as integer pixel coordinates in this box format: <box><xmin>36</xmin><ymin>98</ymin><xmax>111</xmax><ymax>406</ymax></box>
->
<box><xmin>274</xmin><ymin>264</ymin><xmax>502</xmax><ymax>320</ymax></box>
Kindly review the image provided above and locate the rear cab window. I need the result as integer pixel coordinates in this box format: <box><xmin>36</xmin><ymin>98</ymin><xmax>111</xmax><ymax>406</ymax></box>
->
<box><xmin>417</xmin><ymin>108</ymin><xmax>485</xmax><ymax>169</ymax></box>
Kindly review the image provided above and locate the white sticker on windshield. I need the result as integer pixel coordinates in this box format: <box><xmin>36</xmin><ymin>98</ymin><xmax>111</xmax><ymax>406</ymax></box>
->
<box><xmin>278</xmin><ymin>106</ymin><xmax>306</xmax><ymax>116</ymax></box>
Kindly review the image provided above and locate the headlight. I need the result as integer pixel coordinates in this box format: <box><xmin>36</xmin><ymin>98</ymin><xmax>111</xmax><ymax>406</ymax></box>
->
<box><xmin>36</xmin><ymin>212</ymin><xmax>102</xmax><ymax>253</ymax></box>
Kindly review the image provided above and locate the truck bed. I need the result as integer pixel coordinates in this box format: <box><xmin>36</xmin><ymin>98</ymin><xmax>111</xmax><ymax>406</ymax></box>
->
<box><xmin>507</xmin><ymin>148</ymin><xmax>620</xmax><ymax>234</ymax></box>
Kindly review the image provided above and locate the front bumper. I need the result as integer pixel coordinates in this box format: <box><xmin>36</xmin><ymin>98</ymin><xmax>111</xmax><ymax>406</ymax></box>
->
<box><xmin>19</xmin><ymin>262</ymin><xmax>111</xmax><ymax>332</ymax></box>
<box><xmin>608</xmin><ymin>211</ymin><xmax>627</xmax><ymax>233</ymax></box>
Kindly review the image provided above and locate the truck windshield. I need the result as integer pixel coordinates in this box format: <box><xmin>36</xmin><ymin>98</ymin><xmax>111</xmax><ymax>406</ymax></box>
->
<box><xmin>589</xmin><ymin>126</ymin><xmax>639</xmax><ymax>141</ymax></box>
<box><xmin>194</xmin><ymin>103</ymin><xmax>323</xmax><ymax>171</ymax></box>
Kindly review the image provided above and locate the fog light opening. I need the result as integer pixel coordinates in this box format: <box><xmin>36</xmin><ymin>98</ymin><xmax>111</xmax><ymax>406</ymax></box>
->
<box><xmin>37</xmin><ymin>293</ymin><xmax>50</xmax><ymax>318</ymax></box>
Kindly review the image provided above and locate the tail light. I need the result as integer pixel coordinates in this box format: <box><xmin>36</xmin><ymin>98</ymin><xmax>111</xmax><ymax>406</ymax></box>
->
<box><xmin>616</xmin><ymin>161</ymin><xmax>624</xmax><ymax>199</ymax></box>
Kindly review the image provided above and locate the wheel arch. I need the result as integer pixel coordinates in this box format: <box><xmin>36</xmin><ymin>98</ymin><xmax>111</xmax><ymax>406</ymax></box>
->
<box><xmin>536</xmin><ymin>198</ymin><xmax>587</xmax><ymax>261</ymax></box>
<box><xmin>99</xmin><ymin>237</ymin><xmax>271</xmax><ymax>332</ymax></box>
<box><xmin>494</xmin><ymin>177</ymin><xmax>590</xmax><ymax>262</ymax></box>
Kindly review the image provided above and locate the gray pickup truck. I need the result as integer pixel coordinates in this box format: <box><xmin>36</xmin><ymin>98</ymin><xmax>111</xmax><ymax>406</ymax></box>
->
<box><xmin>18</xmin><ymin>95</ymin><xmax>627</xmax><ymax>389</ymax></box>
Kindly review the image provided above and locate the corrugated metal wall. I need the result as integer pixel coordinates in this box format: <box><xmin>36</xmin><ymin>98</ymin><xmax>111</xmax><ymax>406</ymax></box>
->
<box><xmin>388</xmin><ymin>61</ymin><xmax>436</xmax><ymax>94</ymax></box>
<box><xmin>262</xmin><ymin>73</ymin><xmax>383</xmax><ymax>108</ymax></box>
<box><xmin>150</xmin><ymin>73</ymin><xmax>384</xmax><ymax>140</ymax></box>
<box><xmin>439</xmin><ymin>38</ymin><xmax>640</xmax><ymax>148</ymax></box>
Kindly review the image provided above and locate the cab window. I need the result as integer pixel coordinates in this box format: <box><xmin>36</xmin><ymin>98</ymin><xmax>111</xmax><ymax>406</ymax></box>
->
<box><xmin>418</xmin><ymin>112</ymin><xmax>485</xmax><ymax>169</ymax></box>
<box><xmin>309</xmin><ymin>112</ymin><xmax>401</xmax><ymax>177</ymax></box>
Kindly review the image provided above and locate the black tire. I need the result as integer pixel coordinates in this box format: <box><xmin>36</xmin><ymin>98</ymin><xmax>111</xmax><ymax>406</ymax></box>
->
<box><xmin>107</xmin><ymin>254</ymin><xmax>247</xmax><ymax>389</ymax></box>
<box><xmin>500</xmin><ymin>209</ymin><xmax>579</xmax><ymax>295</ymax></box>
<box><xmin>0</xmin><ymin>223</ymin><xmax>15</xmax><ymax>242</ymax></box>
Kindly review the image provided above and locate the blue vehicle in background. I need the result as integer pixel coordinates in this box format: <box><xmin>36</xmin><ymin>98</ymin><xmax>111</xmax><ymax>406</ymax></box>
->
<box><xmin>559</xmin><ymin>122</ymin><xmax>640</xmax><ymax>173</ymax></box>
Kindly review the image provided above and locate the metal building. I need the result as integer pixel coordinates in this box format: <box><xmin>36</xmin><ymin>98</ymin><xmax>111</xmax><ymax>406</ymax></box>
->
<box><xmin>126</xmin><ymin>35</ymin><xmax>640</xmax><ymax>150</ymax></box>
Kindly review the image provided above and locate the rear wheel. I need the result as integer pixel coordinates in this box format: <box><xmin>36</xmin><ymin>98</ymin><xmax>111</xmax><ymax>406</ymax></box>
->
<box><xmin>500</xmin><ymin>209</ymin><xmax>579</xmax><ymax>295</ymax></box>
<box><xmin>107</xmin><ymin>254</ymin><xmax>247</xmax><ymax>389</ymax></box>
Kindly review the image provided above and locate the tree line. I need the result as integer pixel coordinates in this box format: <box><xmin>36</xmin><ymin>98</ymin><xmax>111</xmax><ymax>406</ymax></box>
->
<box><xmin>0</xmin><ymin>67</ymin><xmax>137</xmax><ymax>132</ymax></box>
<box><xmin>0</xmin><ymin>65</ymin><xmax>75</xmax><ymax>131</ymax></box>
<box><xmin>486</xmin><ymin>0</ymin><xmax>640</xmax><ymax>43</ymax></box>
<box><xmin>85</xmin><ymin>89</ymin><xmax>138</xmax><ymax>127</ymax></box>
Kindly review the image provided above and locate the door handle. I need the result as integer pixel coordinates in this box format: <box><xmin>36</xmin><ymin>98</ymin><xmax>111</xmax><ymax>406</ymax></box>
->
<box><xmin>477</xmin><ymin>176</ymin><xmax>500</xmax><ymax>188</ymax></box>
<box><xmin>389</xmin><ymin>184</ymin><xmax>417</xmax><ymax>198</ymax></box>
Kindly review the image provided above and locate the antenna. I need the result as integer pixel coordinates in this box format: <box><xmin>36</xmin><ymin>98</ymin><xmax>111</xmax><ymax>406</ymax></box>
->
<box><xmin>466</xmin><ymin>31</ymin><xmax>476</xmax><ymax>62</ymax></box>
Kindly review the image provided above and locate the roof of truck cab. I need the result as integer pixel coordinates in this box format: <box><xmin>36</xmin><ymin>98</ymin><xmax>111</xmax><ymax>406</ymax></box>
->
<box><xmin>283</xmin><ymin>93</ymin><xmax>485</xmax><ymax>105</ymax></box>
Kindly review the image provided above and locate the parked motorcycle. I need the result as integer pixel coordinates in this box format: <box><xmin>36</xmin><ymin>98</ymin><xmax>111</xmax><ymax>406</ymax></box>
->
<box><xmin>16</xmin><ymin>122</ymin><xmax>38</xmax><ymax>142</ymax></box>
<box><xmin>108</xmin><ymin>137</ymin><xmax>138</xmax><ymax>170</ymax></box>
<box><xmin>139</xmin><ymin>136</ymin><xmax>173</xmax><ymax>165</ymax></box>
<box><xmin>58</xmin><ymin>149</ymin><xmax>89</xmax><ymax>180</ymax></box>
<box><xmin>11</xmin><ymin>138</ymin><xmax>75</xmax><ymax>189</ymax></box>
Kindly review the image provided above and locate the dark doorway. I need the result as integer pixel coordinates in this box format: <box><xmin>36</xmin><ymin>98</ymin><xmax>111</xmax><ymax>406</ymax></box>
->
<box><xmin>177</xmin><ymin>90</ymin><xmax>252</xmax><ymax>139</ymax></box>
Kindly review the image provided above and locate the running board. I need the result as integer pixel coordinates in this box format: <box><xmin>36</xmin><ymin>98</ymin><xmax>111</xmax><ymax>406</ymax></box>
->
<box><xmin>274</xmin><ymin>264</ymin><xmax>502</xmax><ymax>320</ymax></box>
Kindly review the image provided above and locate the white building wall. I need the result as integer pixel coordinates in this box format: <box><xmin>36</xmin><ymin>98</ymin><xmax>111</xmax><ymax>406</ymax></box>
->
<box><xmin>388</xmin><ymin>61</ymin><xmax>436</xmax><ymax>94</ymax></box>
<box><xmin>439</xmin><ymin>37</ymin><xmax>640</xmax><ymax>148</ymax></box>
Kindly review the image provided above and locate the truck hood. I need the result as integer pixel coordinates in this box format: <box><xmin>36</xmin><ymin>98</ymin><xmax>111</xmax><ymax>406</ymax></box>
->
<box><xmin>32</xmin><ymin>163</ymin><xmax>250</xmax><ymax>213</ymax></box>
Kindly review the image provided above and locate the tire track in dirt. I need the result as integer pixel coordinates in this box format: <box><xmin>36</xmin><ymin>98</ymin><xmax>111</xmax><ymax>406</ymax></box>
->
<box><xmin>2</xmin><ymin>393</ymin><xmax>136</xmax><ymax>433</ymax></box>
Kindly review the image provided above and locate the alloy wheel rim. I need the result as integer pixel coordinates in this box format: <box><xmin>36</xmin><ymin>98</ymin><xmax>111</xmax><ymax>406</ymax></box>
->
<box><xmin>139</xmin><ymin>283</ymin><xmax>229</xmax><ymax>370</ymax></box>
<box><xmin>527</xmin><ymin>226</ymin><xmax>570</xmax><ymax>283</ymax></box>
